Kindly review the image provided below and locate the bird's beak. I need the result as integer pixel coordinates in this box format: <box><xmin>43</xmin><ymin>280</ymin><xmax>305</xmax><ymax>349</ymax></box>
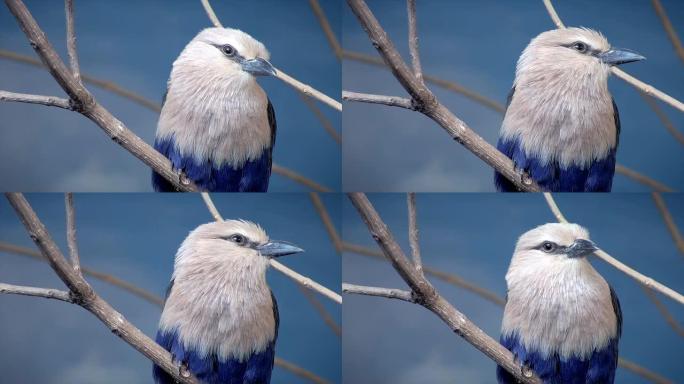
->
<box><xmin>567</xmin><ymin>239</ymin><xmax>598</xmax><ymax>258</ymax></box>
<box><xmin>256</xmin><ymin>240</ymin><xmax>304</xmax><ymax>258</ymax></box>
<box><xmin>598</xmin><ymin>48</ymin><xmax>645</xmax><ymax>66</ymax></box>
<box><xmin>241</xmin><ymin>57</ymin><xmax>276</xmax><ymax>77</ymax></box>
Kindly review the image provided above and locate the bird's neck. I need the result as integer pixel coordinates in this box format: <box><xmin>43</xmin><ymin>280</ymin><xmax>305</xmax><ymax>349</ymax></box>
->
<box><xmin>502</xmin><ymin>258</ymin><xmax>618</xmax><ymax>359</ymax></box>
<box><xmin>156</xmin><ymin>67</ymin><xmax>272</xmax><ymax>168</ymax></box>
<box><xmin>159</xmin><ymin>260</ymin><xmax>276</xmax><ymax>362</ymax></box>
<box><xmin>501</xmin><ymin>65</ymin><xmax>616</xmax><ymax>169</ymax></box>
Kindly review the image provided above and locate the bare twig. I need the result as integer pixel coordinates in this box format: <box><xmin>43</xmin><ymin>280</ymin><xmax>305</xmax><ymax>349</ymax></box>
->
<box><xmin>641</xmin><ymin>286</ymin><xmax>684</xmax><ymax>338</ymax></box>
<box><xmin>64</xmin><ymin>0</ymin><xmax>80</xmax><ymax>84</ymax></box>
<box><xmin>639</xmin><ymin>91</ymin><xmax>684</xmax><ymax>146</ymax></box>
<box><xmin>308</xmin><ymin>0</ymin><xmax>342</xmax><ymax>60</ymax></box>
<box><xmin>299</xmin><ymin>93</ymin><xmax>341</xmax><ymax>144</ymax></box>
<box><xmin>200</xmin><ymin>193</ymin><xmax>342</xmax><ymax>304</ymax></box>
<box><xmin>406</xmin><ymin>193</ymin><xmax>422</xmax><ymax>275</ymax></box>
<box><xmin>274</xmin><ymin>69</ymin><xmax>342</xmax><ymax>111</ymax></box>
<box><xmin>0</xmin><ymin>90</ymin><xmax>71</xmax><ymax>109</ymax></box>
<box><xmin>64</xmin><ymin>193</ymin><xmax>81</xmax><ymax>274</ymax></box>
<box><xmin>651</xmin><ymin>0</ymin><xmax>684</xmax><ymax>64</ymax></box>
<box><xmin>298</xmin><ymin>285</ymin><xmax>341</xmax><ymax>337</ymax></box>
<box><xmin>615</xmin><ymin>164</ymin><xmax>674</xmax><ymax>192</ymax></box>
<box><xmin>0</xmin><ymin>243</ymin><xmax>328</xmax><ymax>383</ymax></box>
<box><xmin>406</xmin><ymin>0</ymin><xmax>423</xmax><ymax>84</ymax></box>
<box><xmin>346</xmin><ymin>0</ymin><xmax>540</xmax><ymax>191</ymax></box>
<box><xmin>309</xmin><ymin>192</ymin><xmax>343</xmax><ymax>252</ymax></box>
<box><xmin>343</xmin><ymin>283</ymin><xmax>415</xmax><ymax>303</ymax></box>
<box><xmin>200</xmin><ymin>0</ymin><xmax>222</xmax><ymax>28</ymax></box>
<box><xmin>652</xmin><ymin>192</ymin><xmax>684</xmax><ymax>256</ymax></box>
<box><xmin>542</xmin><ymin>0</ymin><xmax>684</xmax><ymax>113</ymax></box>
<box><xmin>200</xmin><ymin>192</ymin><xmax>223</xmax><ymax>221</ymax></box>
<box><xmin>5</xmin><ymin>0</ymin><xmax>198</xmax><ymax>191</ymax></box>
<box><xmin>4</xmin><ymin>193</ymin><xmax>199</xmax><ymax>383</ymax></box>
<box><xmin>272</xmin><ymin>164</ymin><xmax>333</xmax><ymax>192</ymax></box>
<box><xmin>343</xmin><ymin>91</ymin><xmax>415</xmax><ymax>110</ymax></box>
<box><xmin>0</xmin><ymin>282</ymin><xmax>72</xmax><ymax>303</ymax></box>
<box><xmin>618</xmin><ymin>358</ymin><xmax>675</xmax><ymax>384</ymax></box>
<box><xmin>543</xmin><ymin>193</ymin><xmax>684</xmax><ymax>305</ymax></box>
<box><xmin>347</xmin><ymin>192</ymin><xmax>541</xmax><ymax>383</ymax></box>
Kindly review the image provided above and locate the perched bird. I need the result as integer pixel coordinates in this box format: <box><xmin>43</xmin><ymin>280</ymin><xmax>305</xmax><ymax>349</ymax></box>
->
<box><xmin>153</xmin><ymin>28</ymin><xmax>277</xmax><ymax>192</ymax></box>
<box><xmin>495</xmin><ymin>28</ymin><xmax>645</xmax><ymax>192</ymax></box>
<box><xmin>153</xmin><ymin>220</ymin><xmax>304</xmax><ymax>383</ymax></box>
<box><xmin>497</xmin><ymin>223</ymin><xmax>621</xmax><ymax>383</ymax></box>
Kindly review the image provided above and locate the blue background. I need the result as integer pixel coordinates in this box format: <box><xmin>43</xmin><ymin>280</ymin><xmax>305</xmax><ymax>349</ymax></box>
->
<box><xmin>343</xmin><ymin>193</ymin><xmax>684</xmax><ymax>383</ymax></box>
<box><xmin>0</xmin><ymin>193</ymin><xmax>341</xmax><ymax>383</ymax></box>
<box><xmin>0</xmin><ymin>0</ymin><xmax>341</xmax><ymax>192</ymax></box>
<box><xmin>343</xmin><ymin>0</ymin><xmax>684</xmax><ymax>192</ymax></box>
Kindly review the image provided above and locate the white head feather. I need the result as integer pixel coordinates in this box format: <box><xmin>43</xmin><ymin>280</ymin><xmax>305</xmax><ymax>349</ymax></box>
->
<box><xmin>156</xmin><ymin>28</ymin><xmax>273</xmax><ymax>168</ymax></box>
<box><xmin>159</xmin><ymin>220</ymin><xmax>276</xmax><ymax>362</ymax></box>
<box><xmin>501</xmin><ymin>223</ymin><xmax>618</xmax><ymax>359</ymax></box>
<box><xmin>501</xmin><ymin>28</ymin><xmax>617</xmax><ymax>168</ymax></box>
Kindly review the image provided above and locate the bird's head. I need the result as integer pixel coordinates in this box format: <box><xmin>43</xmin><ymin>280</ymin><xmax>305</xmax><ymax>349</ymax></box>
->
<box><xmin>517</xmin><ymin>27</ymin><xmax>644</xmax><ymax>79</ymax></box>
<box><xmin>513</xmin><ymin>222</ymin><xmax>598</xmax><ymax>264</ymax></box>
<box><xmin>174</xmin><ymin>220</ymin><xmax>304</xmax><ymax>279</ymax></box>
<box><xmin>176</xmin><ymin>27</ymin><xmax>276</xmax><ymax>81</ymax></box>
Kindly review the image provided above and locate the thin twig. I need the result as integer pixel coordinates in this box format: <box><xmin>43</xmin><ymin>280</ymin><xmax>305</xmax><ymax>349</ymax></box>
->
<box><xmin>406</xmin><ymin>193</ymin><xmax>423</xmax><ymax>275</ymax></box>
<box><xmin>298</xmin><ymin>285</ymin><xmax>341</xmax><ymax>337</ymax></box>
<box><xmin>641</xmin><ymin>286</ymin><xmax>684</xmax><ymax>338</ymax></box>
<box><xmin>652</xmin><ymin>192</ymin><xmax>684</xmax><ymax>256</ymax></box>
<box><xmin>200</xmin><ymin>0</ymin><xmax>222</xmax><ymax>28</ymax></box>
<box><xmin>343</xmin><ymin>91</ymin><xmax>415</xmax><ymax>110</ymax></box>
<box><xmin>651</xmin><ymin>0</ymin><xmax>684</xmax><ymax>64</ymax></box>
<box><xmin>542</xmin><ymin>0</ymin><xmax>684</xmax><ymax>113</ymax></box>
<box><xmin>618</xmin><ymin>358</ymin><xmax>675</xmax><ymax>384</ymax></box>
<box><xmin>639</xmin><ymin>91</ymin><xmax>684</xmax><ymax>147</ymax></box>
<box><xmin>200</xmin><ymin>192</ymin><xmax>224</xmax><ymax>221</ymax></box>
<box><xmin>274</xmin><ymin>69</ymin><xmax>342</xmax><ymax>111</ymax></box>
<box><xmin>0</xmin><ymin>282</ymin><xmax>73</xmax><ymax>303</ymax></box>
<box><xmin>346</xmin><ymin>0</ymin><xmax>540</xmax><ymax>191</ymax></box>
<box><xmin>4</xmin><ymin>193</ymin><xmax>199</xmax><ymax>383</ymax></box>
<box><xmin>343</xmin><ymin>283</ymin><xmax>415</xmax><ymax>303</ymax></box>
<box><xmin>299</xmin><ymin>93</ymin><xmax>341</xmax><ymax>144</ymax></box>
<box><xmin>5</xmin><ymin>0</ymin><xmax>199</xmax><ymax>191</ymax></box>
<box><xmin>200</xmin><ymin>193</ymin><xmax>342</xmax><ymax>304</ymax></box>
<box><xmin>615</xmin><ymin>164</ymin><xmax>674</xmax><ymax>192</ymax></box>
<box><xmin>308</xmin><ymin>0</ymin><xmax>342</xmax><ymax>60</ymax></box>
<box><xmin>0</xmin><ymin>90</ymin><xmax>71</xmax><ymax>109</ymax></box>
<box><xmin>64</xmin><ymin>0</ymin><xmax>80</xmax><ymax>84</ymax></box>
<box><xmin>64</xmin><ymin>193</ymin><xmax>81</xmax><ymax>274</ymax></box>
<box><xmin>272</xmin><ymin>164</ymin><xmax>333</xmax><ymax>192</ymax></box>
<box><xmin>543</xmin><ymin>193</ymin><xmax>684</xmax><ymax>305</ymax></box>
<box><xmin>347</xmin><ymin>192</ymin><xmax>541</xmax><ymax>383</ymax></box>
<box><xmin>309</xmin><ymin>192</ymin><xmax>343</xmax><ymax>252</ymax></box>
<box><xmin>406</xmin><ymin>0</ymin><xmax>423</xmax><ymax>84</ymax></box>
<box><xmin>274</xmin><ymin>357</ymin><xmax>332</xmax><ymax>384</ymax></box>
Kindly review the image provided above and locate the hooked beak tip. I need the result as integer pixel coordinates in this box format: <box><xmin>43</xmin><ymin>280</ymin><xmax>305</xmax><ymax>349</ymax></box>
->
<box><xmin>599</xmin><ymin>48</ymin><xmax>646</xmax><ymax>66</ymax></box>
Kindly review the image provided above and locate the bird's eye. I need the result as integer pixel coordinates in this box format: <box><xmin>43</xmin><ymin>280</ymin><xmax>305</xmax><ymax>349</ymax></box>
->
<box><xmin>221</xmin><ymin>44</ymin><xmax>236</xmax><ymax>57</ymax></box>
<box><xmin>541</xmin><ymin>241</ymin><xmax>556</xmax><ymax>253</ymax></box>
<box><xmin>571</xmin><ymin>41</ymin><xmax>588</xmax><ymax>53</ymax></box>
<box><xmin>229</xmin><ymin>234</ymin><xmax>246</xmax><ymax>245</ymax></box>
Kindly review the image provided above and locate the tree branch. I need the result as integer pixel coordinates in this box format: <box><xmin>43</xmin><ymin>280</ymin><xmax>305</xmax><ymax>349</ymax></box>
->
<box><xmin>0</xmin><ymin>282</ymin><xmax>73</xmax><ymax>303</ymax></box>
<box><xmin>542</xmin><ymin>0</ymin><xmax>684</xmax><ymax>113</ymax></box>
<box><xmin>346</xmin><ymin>0</ymin><xmax>540</xmax><ymax>191</ymax></box>
<box><xmin>542</xmin><ymin>193</ymin><xmax>684</xmax><ymax>305</ymax></box>
<box><xmin>651</xmin><ymin>0</ymin><xmax>684</xmax><ymax>65</ymax></box>
<box><xmin>308</xmin><ymin>0</ymin><xmax>342</xmax><ymax>60</ymax></box>
<box><xmin>406</xmin><ymin>193</ymin><xmax>423</xmax><ymax>275</ymax></box>
<box><xmin>65</xmin><ymin>193</ymin><xmax>81</xmax><ymax>274</ymax></box>
<box><xmin>4</xmin><ymin>193</ymin><xmax>199</xmax><ymax>383</ymax></box>
<box><xmin>343</xmin><ymin>91</ymin><xmax>415</xmax><ymax>110</ymax></box>
<box><xmin>639</xmin><ymin>91</ymin><xmax>684</xmax><ymax>147</ymax></box>
<box><xmin>299</xmin><ymin>93</ymin><xmax>341</xmax><ymax>144</ymax></box>
<box><xmin>271</xmin><ymin>164</ymin><xmax>333</xmax><ymax>192</ymax></box>
<box><xmin>0</xmin><ymin>90</ymin><xmax>71</xmax><ymax>109</ymax></box>
<box><xmin>347</xmin><ymin>192</ymin><xmax>541</xmax><ymax>383</ymax></box>
<box><xmin>298</xmin><ymin>285</ymin><xmax>341</xmax><ymax>337</ymax></box>
<box><xmin>343</xmin><ymin>283</ymin><xmax>415</xmax><ymax>303</ymax></box>
<box><xmin>64</xmin><ymin>0</ymin><xmax>80</xmax><ymax>84</ymax></box>
<box><xmin>652</xmin><ymin>192</ymin><xmax>684</xmax><ymax>256</ymax></box>
<box><xmin>406</xmin><ymin>0</ymin><xmax>423</xmax><ymax>84</ymax></box>
<box><xmin>309</xmin><ymin>192</ymin><xmax>343</xmax><ymax>252</ymax></box>
<box><xmin>4</xmin><ymin>0</ymin><xmax>199</xmax><ymax>191</ymax></box>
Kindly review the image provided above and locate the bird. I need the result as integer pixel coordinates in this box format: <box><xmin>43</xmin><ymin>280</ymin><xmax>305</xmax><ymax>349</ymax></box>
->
<box><xmin>152</xmin><ymin>220</ymin><xmax>304</xmax><ymax>383</ymax></box>
<box><xmin>495</xmin><ymin>28</ymin><xmax>645</xmax><ymax>192</ymax></box>
<box><xmin>497</xmin><ymin>223</ymin><xmax>621</xmax><ymax>383</ymax></box>
<box><xmin>152</xmin><ymin>28</ymin><xmax>277</xmax><ymax>192</ymax></box>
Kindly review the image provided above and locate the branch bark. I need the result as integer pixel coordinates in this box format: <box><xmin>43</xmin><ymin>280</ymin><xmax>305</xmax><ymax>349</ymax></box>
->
<box><xmin>347</xmin><ymin>192</ymin><xmax>541</xmax><ymax>383</ymax></box>
<box><xmin>5</xmin><ymin>0</ymin><xmax>199</xmax><ymax>191</ymax></box>
<box><xmin>651</xmin><ymin>0</ymin><xmax>684</xmax><ymax>64</ymax></box>
<box><xmin>309</xmin><ymin>192</ymin><xmax>343</xmax><ymax>252</ymax></box>
<box><xmin>65</xmin><ymin>193</ymin><xmax>81</xmax><ymax>274</ymax></box>
<box><xmin>406</xmin><ymin>193</ymin><xmax>423</xmax><ymax>275</ymax></box>
<box><xmin>343</xmin><ymin>283</ymin><xmax>415</xmax><ymax>303</ymax></box>
<box><xmin>64</xmin><ymin>0</ymin><xmax>80</xmax><ymax>84</ymax></box>
<box><xmin>406</xmin><ymin>0</ymin><xmax>423</xmax><ymax>84</ymax></box>
<box><xmin>343</xmin><ymin>91</ymin><xmax>415</xmax><ymax>110</ymax></box>
<box><xmin>652</xmin><ymin>192</ymin><xmax>684</xmax><ymax>256</ymax></box>
<box><xmin>4</xmin><ymin>193</ymin><xmax>199</xmax><ymax>384</ymax></box>
<box><xmin>346</xmin><ymin>0</ymin><xmax>540</xmax><ymax>191</ymax></box>
<box><xmin>0</xmin><ymin>90</ymin><xmax>71</xmax><ymax>109</ymax></box>
<box><xmin>0</xmin><ymin>282</ymin><xmax>73</xmax><ymax>303</ymax></box>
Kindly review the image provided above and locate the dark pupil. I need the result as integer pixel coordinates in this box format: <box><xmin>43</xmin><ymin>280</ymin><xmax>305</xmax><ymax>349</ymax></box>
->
<box><xmin>222</xmin><ymin>45</ymin><xmax>234</xmax><ymax>55</ymax></box>
<box><xmin>574</xmin><ymin>42</ymin><xmax>586</xmax><ymax>52</ymax></box>
<box><xmin>232</xmin><ymin>234</ymin><xmax>244</xmax><ymax>243</ymax></box>
<box><xmin>543</xmin><ymin>242</ymin><xmax>553</xmax><ymax>250</ymax></box>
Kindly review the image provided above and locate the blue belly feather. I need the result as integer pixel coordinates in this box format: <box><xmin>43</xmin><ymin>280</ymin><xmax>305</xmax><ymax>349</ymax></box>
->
<box><xmin>153</xmin><ymin>328</ymin><xmax>276</xmax><ymax>384</ymax></box>
<box><xmin>152</xmin><ymin>135</ymin><xmax>272</xmax><ymax>192</ymax></box>
<box><xmin>496</xmin><ymin>332</ymin><xmax>619</xmax><ymax>384</ymax></box>
<box><xmin>494</xmin><ymin>136</ymin><xmax>616</xmax><ymax>192</ymax></box>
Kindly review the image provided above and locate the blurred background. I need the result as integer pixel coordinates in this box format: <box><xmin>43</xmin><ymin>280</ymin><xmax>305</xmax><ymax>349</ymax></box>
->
<box><xmin>0</xmin><ymin>193</ymin><xmax>341</xmax><ymax>383</ymax></box>
<box><xmin>0</xmin><ymin>0</ymin><xmax>340</xmax><ymax>192</ymax></box>
<box><xmin>343</xmin><ymin>193</ymin><xmax>684</xmax><ymax>383</ymax></box>
<box><xmin>343</xmin><ymin>0</ymin><xmax>684</xmax><ymax>192</ymax></box>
